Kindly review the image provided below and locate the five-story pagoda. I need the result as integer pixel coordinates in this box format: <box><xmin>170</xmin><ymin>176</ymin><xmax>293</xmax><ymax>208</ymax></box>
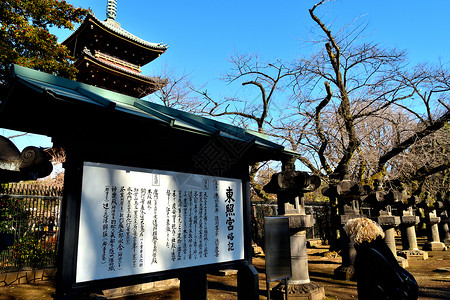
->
<box><xmin>63</xmin><ymin>0</ymin><xmax>168</xmax><ymax>98</ymax></box>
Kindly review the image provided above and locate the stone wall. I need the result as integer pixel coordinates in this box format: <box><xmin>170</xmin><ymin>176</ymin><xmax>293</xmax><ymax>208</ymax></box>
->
<box><xmin>102</xmin><ymin>279</ymin><xmax>180</xmax><ymax>297</ymax></box>
<box><xmin>0</xmin><ymin>268</ymin><xmax>179</xmax><ymax>298</ymax></box>
<box><xmin>0</xmin><ymin>268</ymin><xmax>56</xmax><ymax>286</ymax></box>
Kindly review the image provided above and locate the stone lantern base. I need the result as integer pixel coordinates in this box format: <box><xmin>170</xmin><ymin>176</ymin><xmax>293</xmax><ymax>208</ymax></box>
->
<box><xmin>396</xmin><ymin>256</ymin><xmax>409</xmax><ymax>268</ymax></box>
<box><xmin>272</xmin><ymin>281</ymin><xmax>325</xmax><ymax>300</ymax></box>
<box><xmin>439</xmin><ymin>218</ymin><xmax>450</xmax><ymax>245</ymax></box>
<box><xmin>424</xmin><ymin>241</ymin><xmax>447</xmax><ymax>251</ymax></box>
<box><xmin>333</xmin><ymin>265</ymin><xmax>355</xmax><ymax>281</ymax></box>
<box><xmin>443</xmin><ymin>238</ymin><xmax>450</xmax><ymax>246</ymax></box>
<box><xmin>398</xmin><ymin>249</ymin><xmax>428</xmax><ymax>260</ymax></box>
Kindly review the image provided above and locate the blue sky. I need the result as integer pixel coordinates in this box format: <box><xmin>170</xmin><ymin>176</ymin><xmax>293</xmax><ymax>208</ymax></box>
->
<box><xmin>3</xmin><ymin>0</ymin><xmax>450</xmax><ymax>150</ymax></box>
<box><xmin>54</xmin><ymin>0</ymin><xmax>449</xmax><ymax>84</ymax></box>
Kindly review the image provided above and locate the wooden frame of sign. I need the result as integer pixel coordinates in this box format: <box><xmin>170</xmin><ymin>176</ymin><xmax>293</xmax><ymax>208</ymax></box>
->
<box><xmin>56</xmin><ymin>158</ymin><xmax>255</xmax><ymax>298</ymax></box>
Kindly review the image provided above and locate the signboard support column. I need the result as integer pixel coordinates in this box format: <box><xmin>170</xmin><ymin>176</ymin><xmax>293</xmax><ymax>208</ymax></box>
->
<box><xmin>237</xmin><ymin>264</ymin><xmax>259</xmax><ymax>299</ymax></box>
<box><xmin>237</xmin><ymin>179</ymin><xmax>259</xmax><ymax>300</ymax></box>
<box><xmin>55</xmin><ymin>151</ymin><xmax>83</xmax><ymax>299</ymax></box>
<box><xmin>180</xmin><ymin>271</ymin><xmax>207</xmax><ymax>300</ymax></box>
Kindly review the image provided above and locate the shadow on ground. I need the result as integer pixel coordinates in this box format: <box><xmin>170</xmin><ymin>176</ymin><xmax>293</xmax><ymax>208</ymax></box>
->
<box><xmin>1</xmin><ymin>243</ymin><xmax>449</xmax><ymax>300</ymax></box>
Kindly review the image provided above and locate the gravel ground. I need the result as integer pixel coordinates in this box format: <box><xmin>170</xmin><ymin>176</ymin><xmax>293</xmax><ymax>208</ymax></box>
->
<box><xmin>1</xmin><ymin>244</ymin><xmax>449</xmax><ymax>300</ymax></box>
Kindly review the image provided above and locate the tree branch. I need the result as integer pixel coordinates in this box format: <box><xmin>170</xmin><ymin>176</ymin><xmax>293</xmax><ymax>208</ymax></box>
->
<box><xmin>315</xmin><ymin>81</ymin><xmax>333</xmax><ymax>175</ymax></box>
<box><xmin>376</xmin><ymin>110</ymin><xmax>450</xmax><ymax>174</ymax></box>
<box><xmin>408</xmin><ymin>162</ymin><xmax>450</xmax><ymax>182</ymax></box>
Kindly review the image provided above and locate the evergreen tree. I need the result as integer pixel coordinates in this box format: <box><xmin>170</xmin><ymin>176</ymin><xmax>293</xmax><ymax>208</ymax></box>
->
<box><xmin>0</xmin><ymin>0</ymin><xmax>88</xmax><ymax>94</ymax></box>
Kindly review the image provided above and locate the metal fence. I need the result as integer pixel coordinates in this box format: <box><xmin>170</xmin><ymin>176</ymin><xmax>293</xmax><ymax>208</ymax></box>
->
<box><xmin>0</xmin><ymin>183</ymin><xmax>62</xmax><ymax>270</ymax></box>
<box><xmin>251</xmin><ymin>203</ymin><xmax>331</xmax><ymax>244</ymax></box>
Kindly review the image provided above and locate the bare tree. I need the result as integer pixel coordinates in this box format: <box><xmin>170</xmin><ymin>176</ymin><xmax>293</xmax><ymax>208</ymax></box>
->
<box><xmin>391</xmin><ymin>124</ymin><xmax>450</xmax><ymax>196</ymax></box>
<box><xmin>284</xmin><ymin>0</ymin><xmax>450</xmax><ymax>190</ymax></box>
<box><xmin>375</xmin><ymin>63</ymin><xmax>450</xmax><ymax>179</ymax></box>
<box><xmin>198</xmin><ymin>53</ymin><xmax>295</xmax><ymax>132</ymax></box>
<box><xmin>145</xmin><ymin>65</ymin><xmax>203</xmax><ymax>113</ymax></box>
<box><xmin>184</xmin><ymin>0</ymin><xmax>449</xmax><ymax>201</ymax></box>
<box><xmin>196</xmin><ymin>52</ymin><xmax>298</xmax><ymax>201</ymax></box>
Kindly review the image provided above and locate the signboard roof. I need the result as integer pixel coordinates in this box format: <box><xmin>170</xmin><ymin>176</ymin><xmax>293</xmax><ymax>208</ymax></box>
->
<box><xmin>0</xmin><ymin>65</ymin><xmax>299</xmax><ymax>164</ymax></box>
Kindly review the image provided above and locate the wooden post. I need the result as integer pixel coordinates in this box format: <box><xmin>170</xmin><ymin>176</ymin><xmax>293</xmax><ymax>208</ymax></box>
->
<box><xmin>237</xmin><ymin>264</ymin><xmax>259</xmax><ymax>300</ymax></box>
<box><xmin>55</xmin><ymin>151</ymin><xmax>83</xmax><ymax>299</ymax></box>
<box><xmin>237</xmin><ymin>179</ymin><xmax>259</xmax><ymax>300</ymax></box>
<box><xmin>179</xmin><ymin>271</ymin><xmax>208</xmax><ymax>300</ymax></box>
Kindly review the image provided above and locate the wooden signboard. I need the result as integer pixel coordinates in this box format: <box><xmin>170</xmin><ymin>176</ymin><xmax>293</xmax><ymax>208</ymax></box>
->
<box><xmin>76</xmin><ymin>162</ymin><xmax>244</xmax><ymax>282</ymax></box>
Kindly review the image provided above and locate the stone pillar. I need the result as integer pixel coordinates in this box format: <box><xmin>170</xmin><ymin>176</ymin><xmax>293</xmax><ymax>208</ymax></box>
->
<box><xmin>263</xmin><ymin>157</ymin><xmax>325</xmax><ymax>300</ymax></box>
<box><xmin>384</xmin><ymin>227</ymin><xmax>396</xmax><ymax>253</ymax></box>
<box><xmin>370</xmin><ymin>188</ymin><xmax>408</xmax><ymax>267</ymax></box>
<box><xmin>289</xmin><ymin>219</ymin><xmax>311</xmax><ymax>285</ymax></box>
<box><xmin>333</xmin><ymin>214</ymin><xmax>358</xmax><ymax>281</ymax></box>
<box><xmin>401</xmin><ymin>217</ymin><xmax>419</xmax><ymax>250</ymax></box>
<box><xmin>322</xmin><ymin>168</ymin><xmax>364</xmax><ymax>281</ymax></box>
<box><xmin>436</xmin><ymin>193</ymin><xmax>450</xmax><ymax>245</ymax></box>
<box><xmin>378</xmin><ymin>213</ymin><xmax>408</xmax><ymax>268</ymax></box>
<box><xmin>439</xmin><ymin>219</ymin><xmax>450</xmax><ymax>246</ymax></box>
<box><xmin>398</xmin><ymin>201</ymin><xmax>428</xmax><ymax>260</ymax></box>
<box><xmin>271</xmin><ymin>204</ymin><xmax>325</xmax><ymax>300</ymax></box>
<box><xmin>424</xmin><ymin>210</ymin><xmax>446</xmax><ymax>251</ymax></box>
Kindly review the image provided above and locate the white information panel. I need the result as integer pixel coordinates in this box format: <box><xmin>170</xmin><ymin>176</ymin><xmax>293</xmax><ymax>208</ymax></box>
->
<box><xmin>76</xmin><ymin>162</ymin><xmax>244</xmax><ymax>283</ymax></box>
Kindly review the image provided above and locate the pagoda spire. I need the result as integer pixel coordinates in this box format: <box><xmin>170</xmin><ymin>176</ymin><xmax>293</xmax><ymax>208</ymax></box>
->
<box><xmin>63</xmin><ymin>0</ymin><xmax>168</xmax><ymax>97</ymax></box>
<box><xmin>106</xmin><ymin>0</ymin><xmax>118</xmax><ymax>21</ymax></box>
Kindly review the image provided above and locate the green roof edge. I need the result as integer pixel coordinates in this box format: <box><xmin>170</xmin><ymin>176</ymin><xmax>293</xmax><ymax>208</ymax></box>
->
<box><xmin>12</xmin><ymin>65</ymin><xmax>296</xmax><ymax>157</ymax></box>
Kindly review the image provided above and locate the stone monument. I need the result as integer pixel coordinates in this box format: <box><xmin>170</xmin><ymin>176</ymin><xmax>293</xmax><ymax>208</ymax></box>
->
<box><xmin>436</xmin><ymin>192</ymin><xmax>450</xmax><ymax>245</ymax></box>
<box><xmin>398</xmin><ymin>195</ymin><xmax>428</xmax><ymax>260</ymax></box>
<box><xmin>322</xmin><ymin>167</ymin><xmax>364</xmax><ymax>281</ymax></box>
<box><xmin>419</xmin><ymin>193</ymin><xmax>447</xmax><ymax>251</ymax></box>
<box><xmin>263</xmin><ymin>157</ymin><xmax>325</xmax><ymax>300</ymax></box>
<box><xmin>364</xmin><ymin>181</ymin><xmax>408</xmax><ymax>267</ymax></box>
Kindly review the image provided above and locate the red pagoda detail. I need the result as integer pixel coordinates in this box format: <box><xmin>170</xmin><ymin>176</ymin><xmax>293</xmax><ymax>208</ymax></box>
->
<box><xmin>63</xmin><ymin>1</ymin><xmax>168</xmax><ymax>98</ymax></box>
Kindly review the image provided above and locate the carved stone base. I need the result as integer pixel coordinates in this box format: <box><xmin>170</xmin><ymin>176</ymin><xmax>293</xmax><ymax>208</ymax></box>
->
<box><xmin>333</xmin><ymin>265</ymin><xmax>355</xmax><ymax>281</ymax></box>
<box><xmin>424</xmin><ymin>241</ymin><xmax>447</xmax><ymax>251</ymax></box>
<box><xmin>272</xmin><ymin>282</ymin><xmax>325</xmax><ymax>300</ymax></box>
<box><xmin>443</xmin><ymin>237</ymin><xmax>450</xmax><ymax>246</ymax></box>
<box><xmin>398</xmin><ymin>249</ymin><xmax>428</xmax><ymax>260</ymax></box>
<box><xmin>396</xmin><ymin>256</ymin><xmax>409</xmax><ymax>268</ymax></box>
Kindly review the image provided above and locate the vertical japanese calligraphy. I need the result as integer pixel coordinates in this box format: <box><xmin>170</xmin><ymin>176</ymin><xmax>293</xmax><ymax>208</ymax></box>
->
<box><xmin>225</xmin><ymin>186</ymin><xmax>236</xmax><ymax>252</ymax></box>
<box><xmin>118</xmin><ymin>187</ymin><xmax>125</xmax><ymax>270</ymax></box>
<box><xmin>76</xmin><ymin>162</ymin><xmax>245</xmax><ymax>283</ymax></box>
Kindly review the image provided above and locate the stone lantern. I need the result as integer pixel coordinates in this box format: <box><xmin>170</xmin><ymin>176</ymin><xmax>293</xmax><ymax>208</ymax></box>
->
<box><xmin>418</xmin><ymin>193</ymin><xmax>447</xmax><ymax>251</ymax></box>
<box><xmin>398</xmin><ymin>195</ymin><xmax>428</xmax><ymax>260</ymax></box>
<box><xmin>322</xmin><ymin>167</ymin><xmax>364</xmax><ymax>281</ymax></box>
<box><xmin>365</xmin><ymin>181</ymin><xmax>407</xmax><ymax>267</ymax></box>
<box><xmin>263</xmin><ymin>156</ymin><xmax>325</xmax><ymax>300</ymax></box>
<box><xmin>436</xmin><ymin>192</ymin><xmax>450</xmax><ymax>245</ymax></box>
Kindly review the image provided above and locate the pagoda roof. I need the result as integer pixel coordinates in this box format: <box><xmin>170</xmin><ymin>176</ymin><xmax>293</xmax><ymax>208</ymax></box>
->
<box><xmin>74</xmin><ymin>48</ymin><xmax>167</xmax><ymax>97</ymax></box>
<box><xmin>65</xmin><ymin>12</ymin><xmax>168</xmax><ymax>51</ymax></box>
<box><xmin>63</xmin><ymin>13</ymin><xmax>168</xmax><ymax>66</ymax></box>
<box><xmin>99</xmin><ymin>15</ymin><xmax>167</xmax><ymax>51</ymax></box>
